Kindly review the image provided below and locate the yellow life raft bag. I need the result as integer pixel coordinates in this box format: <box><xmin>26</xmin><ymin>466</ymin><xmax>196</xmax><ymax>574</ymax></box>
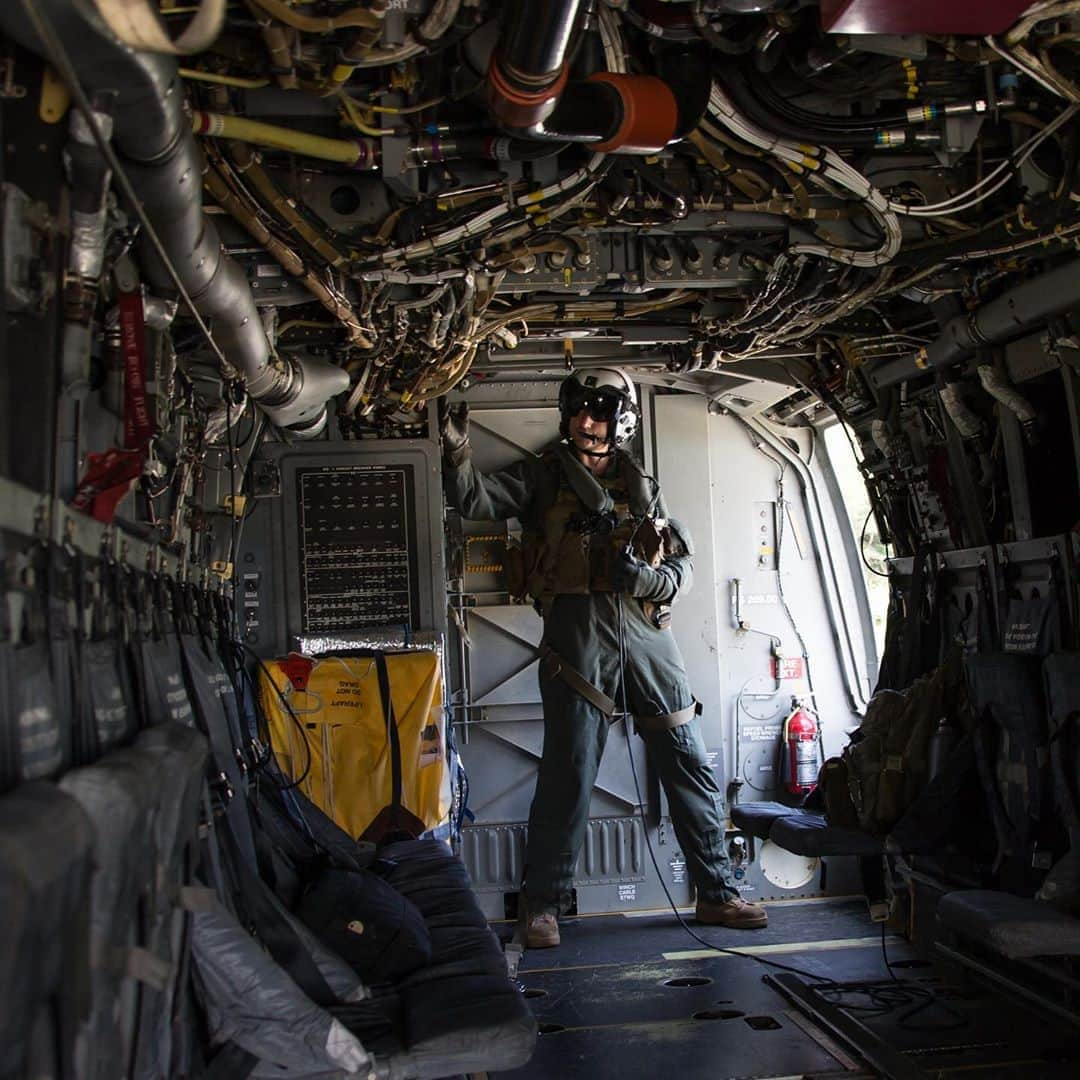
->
<box><xmin>260</xmin><ymin>650</ymin><xmax>452</xmax><ymax>843</ymax></box>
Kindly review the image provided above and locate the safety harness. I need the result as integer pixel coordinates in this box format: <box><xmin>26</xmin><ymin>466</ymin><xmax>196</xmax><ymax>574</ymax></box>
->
<box><xmin>520</xmin><ymin>446</ymin><xmax>695</xmax><ymax>731</ymax></box>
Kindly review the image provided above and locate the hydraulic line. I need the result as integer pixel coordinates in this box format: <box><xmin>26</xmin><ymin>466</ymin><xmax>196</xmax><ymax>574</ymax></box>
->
<box><xmin>247</xmin><ymin>0</ymin><xmax>383</xmax><ymax>34</ymax></box>
<box><xmin>228</xmin><ymin>143</ymin><xmax>352</xmax><ymax>269</ymax></box>
<box><xmin>871</xmin><ymin>257</ymin><xmax>1080</xmax><ymax>387</ymax></box>
<box><xmin>243</xmin><ymin>0</ymin><xmax>296</xmax><ymax>89</ymax></box>
<box><xmin>179</xmin><ymin>67</ymin><xmax>270</xmax><ymax>88</ymax></box>
<box><xmin>321</xmin><ymin>0</ymin><xmax>460</xmax><ymax>93</ymax></box>
<box><xmin>192</xmin><ymin>111</ymin><xmax>379</xmax><ymax>168</ymax></box>
<box><xmin>203</xmin><ymin>161</ymin><xmax>373</xmax><ymax>350</ymax></box>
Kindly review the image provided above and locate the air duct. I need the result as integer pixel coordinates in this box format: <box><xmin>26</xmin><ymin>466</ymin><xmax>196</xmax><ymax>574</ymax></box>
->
<box><xmin>485</xmin><ymin>0</ymin><xmax>681</xmax><ymax>153</ymax></box>
<box><xmin>1</xmin><ymin>0</ymin><xmax>347</xmax><ymax>437</ymax></box>
<box><xmin>870</xmin><ymin>259</ymin><xmax>1080</xmax><ymax>388</ymax></box>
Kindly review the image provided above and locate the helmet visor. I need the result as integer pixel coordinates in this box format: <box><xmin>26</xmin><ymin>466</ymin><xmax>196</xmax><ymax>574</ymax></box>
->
<box><xmin>567</xmin><ymin>388</ymin><xmax>621</xmax><ymax>423</ymax></box>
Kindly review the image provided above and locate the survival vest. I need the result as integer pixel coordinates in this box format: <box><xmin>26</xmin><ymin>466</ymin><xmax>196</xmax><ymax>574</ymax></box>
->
<box><xmin>505</xmin><ymin>444</ymin><xmax>666</xmax><ymax>610</ymax></box>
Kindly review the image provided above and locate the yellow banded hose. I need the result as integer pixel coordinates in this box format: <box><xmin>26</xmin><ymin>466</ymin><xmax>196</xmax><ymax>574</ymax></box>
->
<box><xmin>191</xmin><ymin>110</ymin><xmax>378</xmax><ymax>169</ymax></box>
<box><xmin>248</xmin><ymin>0</ymin><xmax>383</xmax><ymax>33</ymax></box>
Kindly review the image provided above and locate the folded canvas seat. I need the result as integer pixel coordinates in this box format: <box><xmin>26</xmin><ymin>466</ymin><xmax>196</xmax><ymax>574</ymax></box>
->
<box><xmin>770</xmin><ymin>810</ymin><xmax>887</xmax><ymax>857</ymax></box>
<box><xmin>731</xmin><ymin>802</ymin><xmax>886</xmax><ymax>856</ymax></box>
<box><xmin>0</xmin><ymin>782</ymin><xmax>94</xmax><ymax>1080</ymax></box>
<box><xmin>729</xmin><ymin>801</ymin><xmax>801</xmax><ymax>841</ymax></box>
<box><xmin>196</xmin><ymin>836</ymin><xmax>536</xmax><ymax>1079</ymax></box>
<box><xmin>936</xmin><ymin>889</ymin><xmax>1080</xmax><ymax>959</ymax></box>
<box><xmin>59</xmin><ymin>748</ymin><xmax>161</xmax><ymax>1080</ymax></box>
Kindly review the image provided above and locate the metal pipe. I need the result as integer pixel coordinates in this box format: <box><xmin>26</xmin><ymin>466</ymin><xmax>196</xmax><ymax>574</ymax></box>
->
<box><xmin>0</xmin><ymin>0</ymin><xmax>347</xmax><ymax>436</ymax></box>
<box><xmin>871</xmin><ymin>258</ymin><xmax>1080</xmax><ymax>387</ymax></box>
<box><xmin>61</xmin><ymin>94</ymin><xmax>113</xmax><ymax>396</ymax></box>
<box><xmin>487</xmin><ymin>0</ymin><xmax>583</xmax><ymax>129</ymax></box>
<box><xmin>486</xmin><ymin>1</ymin><xmax>681</xmax><ymax>153</ymax></box>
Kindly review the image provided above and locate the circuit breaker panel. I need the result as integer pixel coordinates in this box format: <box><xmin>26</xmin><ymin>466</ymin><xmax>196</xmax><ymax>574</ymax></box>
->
<box><xmin>239</xmin><ymin>440</ymin><xmax>446</xmax><ymax>658</ymax></box>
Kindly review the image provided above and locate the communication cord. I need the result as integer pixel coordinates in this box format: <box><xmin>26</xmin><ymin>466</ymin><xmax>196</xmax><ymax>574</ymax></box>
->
<box><xmin>612</xmin><ymin>591</ymin><xmax>967</xmax><ymax>1030</ymax></box>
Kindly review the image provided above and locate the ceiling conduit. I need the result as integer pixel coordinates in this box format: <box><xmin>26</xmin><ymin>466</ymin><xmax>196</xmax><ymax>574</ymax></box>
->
<box><xmin>1</xmin><ymin>0</ymin><xmax>348</xmax><ymax>437</ymax></box>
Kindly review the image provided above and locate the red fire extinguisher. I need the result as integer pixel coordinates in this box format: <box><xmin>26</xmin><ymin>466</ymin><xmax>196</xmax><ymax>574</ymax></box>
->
<box><xmin>782</xmin><ymin>700</ymin><xmax>820</xmax><ymax>796</ymax></box>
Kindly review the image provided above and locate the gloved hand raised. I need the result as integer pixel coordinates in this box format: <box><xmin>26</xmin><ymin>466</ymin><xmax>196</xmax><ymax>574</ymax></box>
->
<box><xmin>439</xmin><ymin>399</ymin><xmax>470</xmax><ymax>466</ymax></box>
<box><xmin>612</xmin><ymin>550</ymin><xmax>673</xmax><ymax>603</ymax></box>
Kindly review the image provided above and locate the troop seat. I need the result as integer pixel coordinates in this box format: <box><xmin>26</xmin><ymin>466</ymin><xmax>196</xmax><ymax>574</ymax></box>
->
<box><xmin>731</xmin><ymin>801</ymin><xmax>886</xmax><ymax>857</ymax></box>
<box><xmin>936</xmin><ymin>889</ymin><xmax>1080</xmax><ymax>960</ymax></box>
<box><xmin>731</xmin><ymin>796</ymin><xmax>973</xmax><ymax>858</ymax></box>
<box><xmin>198</xmin><ymin>834</ymin><xmax>537</xmax><ymax>1079</ymax></box>
<box><xmin>368</xmin><ymin>839</ymin><xmax>537</xmax><ymax>1079</ymax></box>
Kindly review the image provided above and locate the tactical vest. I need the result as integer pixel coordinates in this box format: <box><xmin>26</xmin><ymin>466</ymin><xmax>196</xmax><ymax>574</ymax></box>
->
<box><xmin>506</xmin><ymin>447</ymin><xmax>664</xmax><ymax>609</ymax></box>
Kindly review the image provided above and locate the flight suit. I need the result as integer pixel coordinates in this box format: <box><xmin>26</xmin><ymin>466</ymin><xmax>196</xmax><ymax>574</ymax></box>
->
<box><xmin>447</xmin><ymin>441</ymin><xmax>738</xmax><ymax>913</ymax></box>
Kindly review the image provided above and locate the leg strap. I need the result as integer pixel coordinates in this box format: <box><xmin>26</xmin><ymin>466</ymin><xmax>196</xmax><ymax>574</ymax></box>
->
<box><xmin>636</xmin><ymin>700</ymin><xmax>700</xmax><ymax>733</ymax></box>
<box><xmin>537</xmin><ymin>643</ymin><xmax>616</xmax><ymax>717</ymax></box>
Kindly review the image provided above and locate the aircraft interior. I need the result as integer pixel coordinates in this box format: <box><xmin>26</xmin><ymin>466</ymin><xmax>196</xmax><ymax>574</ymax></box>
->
<box><xmin>2</xmin><ymin>1</ymin><xmax>1080</xmax><ymax>1078</ymax></box>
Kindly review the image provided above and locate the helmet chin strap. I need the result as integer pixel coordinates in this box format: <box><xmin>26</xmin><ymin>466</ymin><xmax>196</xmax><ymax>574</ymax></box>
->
<box><xmin>571</xmin><ymin>434</ymin><xmax>614</xmax><ymax>458</ymax></box>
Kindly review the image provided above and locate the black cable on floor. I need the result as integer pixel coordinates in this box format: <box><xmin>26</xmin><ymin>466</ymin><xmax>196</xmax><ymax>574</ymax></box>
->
<box><xmin>615</xmin><ymin>593</ymin><xmax>838</xmax><ymax>984</ymax></box>
<box><xmin>613</xmin><ymin>592</ymin><xmax>971</xmax><ymax>1034</ymax></box>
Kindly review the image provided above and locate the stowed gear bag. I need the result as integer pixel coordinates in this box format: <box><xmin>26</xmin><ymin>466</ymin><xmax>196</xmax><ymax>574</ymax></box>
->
<box><xmin>840</xmin><ymin>648</ymin><xmax>969</xmax><ymax>836</ymax></box>
<box><xmin>59</xmin><ymin>748</ymin><xmax>160</xmax><ymax>1080</ymax></box>
<box><xmin>1001</xmin><ymin>559</ymin><xmax>1068</xmax><ymax>657</ymax></box>
<box><xmin>81</xmin><ymin>557</ymin><xmax>139</xmax><ymax>756</ymax></box>
<box><xmin>260</xmin><ymin>650</ymin><xmax>452</xmax><ymax>843</ymax></box>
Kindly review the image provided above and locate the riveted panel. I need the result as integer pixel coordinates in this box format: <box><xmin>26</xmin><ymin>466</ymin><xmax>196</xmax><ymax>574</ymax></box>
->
<box><xmin>461</xmin><ymin>816</ymin><xmax>647</xmax><ymax>894</ymax></box>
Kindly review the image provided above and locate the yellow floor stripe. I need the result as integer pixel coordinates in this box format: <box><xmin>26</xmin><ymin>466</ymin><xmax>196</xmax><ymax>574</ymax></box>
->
<box><xmin>523</xmin><ymin>935</ymin><xmax>897</xmax><ymax>975</ymax></box>
<box><xmin>662</xmin><ymin>934</ymin><xmax>901</xmax><ymax>962</ymax></box>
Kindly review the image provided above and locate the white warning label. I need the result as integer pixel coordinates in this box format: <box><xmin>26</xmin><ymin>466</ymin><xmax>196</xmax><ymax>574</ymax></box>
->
<box><xmin>741</xmin><ymin>723</ymin><xmax>783</xmax><ymax>743</ymax></box>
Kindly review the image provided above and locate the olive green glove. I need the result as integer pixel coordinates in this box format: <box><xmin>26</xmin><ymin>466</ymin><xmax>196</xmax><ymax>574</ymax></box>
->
<box><xmin>439</xmin><ymin>400</ymin><xmax>470</xmax><ymax>467</ymax></box>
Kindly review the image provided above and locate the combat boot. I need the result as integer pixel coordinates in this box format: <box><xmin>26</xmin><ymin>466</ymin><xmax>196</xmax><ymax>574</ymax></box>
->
<box><xmin>695</xmin><ymin>895</ymin><xmax>768</xmax><ymax>929</ymax></box>
<box><xmin>517</xmin><ymin>898</ymin><xmax>560</xmax><ymax>948</ymax></box>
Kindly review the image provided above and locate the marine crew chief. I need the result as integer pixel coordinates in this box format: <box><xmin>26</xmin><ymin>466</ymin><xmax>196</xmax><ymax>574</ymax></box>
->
<box><xmin>441</xmin><ymin>368</ymin><xmax>767</xmax><ymax>947</ymax></box>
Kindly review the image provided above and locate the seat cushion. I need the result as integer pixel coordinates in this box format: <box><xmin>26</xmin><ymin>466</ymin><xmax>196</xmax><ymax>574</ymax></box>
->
<box><xmin>731</xmin><ymin>801</ymin><xmax>803</xmax><ymax>840</ymax></box>
<box><xmin>369</xmin><ymin>839</ymin><xmax>536</xmax><ymax>1077</ymax></box>
<box><xmin>295</xmin><ymin>866</ymin><xmax>432</xmax><ymax>983</ymax></box>
<box><xmin>770</xmin><ymin>811</ymin><xmax>885</xmax><ymax>856</ymax></box>
<box><xmin>937</xmin><ymin>889</ymin><xmax>1080</xmax><ymax>958</ymax></box>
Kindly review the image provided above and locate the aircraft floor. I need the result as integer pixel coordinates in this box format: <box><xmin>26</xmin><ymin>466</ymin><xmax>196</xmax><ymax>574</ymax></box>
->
<box><xmin>490</xmin><ymin>897</ymin><xmax>1080</xmax><ymax>1079</ymax></box>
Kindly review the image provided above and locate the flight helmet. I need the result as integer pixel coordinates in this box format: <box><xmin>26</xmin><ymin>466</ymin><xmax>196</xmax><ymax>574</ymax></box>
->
<box><xmin>558</xmin><ymin>367</ymin><xmax>639</xmax><ymax>448</ymax></box>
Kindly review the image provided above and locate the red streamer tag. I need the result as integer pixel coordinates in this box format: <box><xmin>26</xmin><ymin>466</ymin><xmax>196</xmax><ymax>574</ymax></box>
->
<box><xmin>119</xmin><ymin>289</ymin><xmax>154</xmax><ymax>450</ymax></box>
<box><xmin>71</xmin><ymin>447</ymin><xmax>144</xmax><ymax>523</ymax></box>
<box><xmin>279</xmin><ymin>655</ymin><xmax>315</xmax><ymax>692</ymax></box>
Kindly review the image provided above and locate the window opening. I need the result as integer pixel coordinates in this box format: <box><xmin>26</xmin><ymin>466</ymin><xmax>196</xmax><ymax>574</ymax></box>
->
<box><xmin>822</xmin><ymin>423</ymin><xmax>889</xmax><ymax>663</ymax></box>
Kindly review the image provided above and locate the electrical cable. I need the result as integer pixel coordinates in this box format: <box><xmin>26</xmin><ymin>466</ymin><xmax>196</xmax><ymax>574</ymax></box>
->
<box><xmin>614</xmin><ymin>591</ymin><xmax>834</xmax><ymax>983</ymax></box>
<box><xmin>615</xmin><ymin>589</ymin><xmax>972</xmax><ymax>1026</ymax></box>
<box><xmin>886</xmin><ymin>105</ymin><xmax>1080</xmax><ymax>216</ymax></box>
<box><xmin>860</xmin><ymin>506</ymin><xmax>890</xmax><ymax>579</ymax></box>
<box><xmin>773</xmin><ymin>466</ymin><xmax>818</xmax><ymax>706</ymax></box>
<box><xmin>226</xmin><ymin>392</ymin><xmax>238</xmax><ymax>632</ymax></box>
<box><xmin>240</xmin><ymin>641</ymin><xmax>314</xmax><ymax>792</ymax></box>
